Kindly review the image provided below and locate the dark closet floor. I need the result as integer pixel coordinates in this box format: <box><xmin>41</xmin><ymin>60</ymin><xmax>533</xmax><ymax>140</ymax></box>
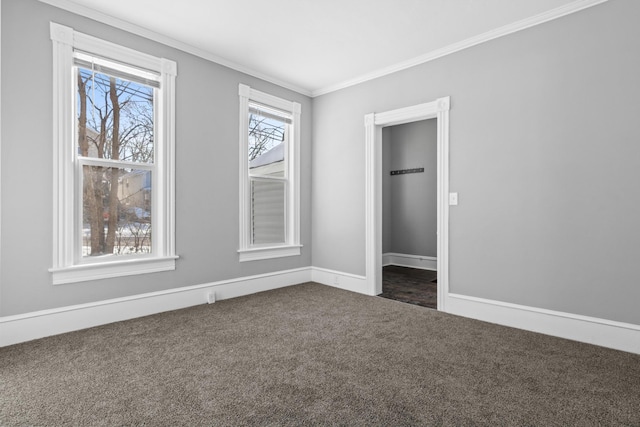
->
<box><xmin>379</xmin><ymin>265</ymin><xmax>437</xmax><ymax>309</ymax></box>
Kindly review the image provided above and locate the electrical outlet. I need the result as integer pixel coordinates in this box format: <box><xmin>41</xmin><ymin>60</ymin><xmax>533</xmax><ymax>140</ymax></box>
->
<box><xmin>207</xmin><ymin>291</ymin><xmax>216</xmax><ymax>304</ymax></box>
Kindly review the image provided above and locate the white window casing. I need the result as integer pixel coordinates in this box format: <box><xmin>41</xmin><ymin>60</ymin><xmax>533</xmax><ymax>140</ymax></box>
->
<box><xmin>49</xmin><ymin>22</ymin><xmax>177</xmax><ymax>284</ymax></box>
<box><xmin>238</xmin><ymin>84</ymin><xmax>301</xmax><ymax>261</ymax></box>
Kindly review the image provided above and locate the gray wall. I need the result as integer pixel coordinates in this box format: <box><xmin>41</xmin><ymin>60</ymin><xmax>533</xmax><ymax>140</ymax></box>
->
<box><xmin>0</xmin><ymin>0</ymin><xmax>312</xmax><ymax>316</ymax></box>
<box><xmin>382</xmin><ymin>120</ymin><xmax>437</xmax><ymax>257</ymax></box>
<box><xmin>312</xmin><ymin>0</ymin><xmax>640</xmax><ymax>325</ymax></box>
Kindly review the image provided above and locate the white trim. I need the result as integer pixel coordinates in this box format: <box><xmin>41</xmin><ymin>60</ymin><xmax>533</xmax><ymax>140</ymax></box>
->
<box><xmin>0</xmin><ymin>0</ymin><xmax>3</xmax><ymax>315</ymax></box>
<box><xmin>54</xmin><ymin>23</ymin><xmax>166</xmax><ymax>72</ymax></box>
<box><xmin>312</xmin><ymin>0</ymin><xmax>608</xmax><ymax>96</ymax></box>
<box><xmin>365</xmin><ymin>98</ymin><xmax>450</xmax><ymax>310</ymax></box>
<box><xmin>364</xmin><ymin>113</ymin><xmax>379</xmax><ymax>294</ymax></box>
<box><xmin>39</xmin><ymin>0</ymin><xmax>605</xmax><ymax>99</ymax></box>
<box><xmin>3</xmin><ymin>268</ymin><xmax>639</xmax><ymax>354</ymax></box>
<box><xmin>51</xmin><ymin>23</ymin><xmax>75</xmax><ymax>272</ymax></box>
<box><xmin>39</xmin><ymin>0</ymin><xmax>311</xmax><ymax>97</ymax></box>
<box><xmin>239</xmin><ymin>85</ymin><xmax>251</xmax><ymax>252</ymax></box>
<box><xmin>373</xmin><ymin>102</ymin><xmax>441</xmax><ymax>127</ymax></box>
<box><xmin>382</xmin><ymin>253</ymin><xmax>437</xmax><ymax>271</ymax></box>
<box><xmin>311</xmin><ymin>267</ymin><xmax>370</xmax><ymax>295</ymax></box>
<box><xmin>49</xmin><ymin>256</ymin><xmax>179</xmax><ymax>285</ymax></box>
<box><xmin>49</xmin><ymin>23</ymin><xmax>177</xmax><ymax>284</ymax></box>
<box><xmin>238</xmin><ymin>84</ymin><xmax>301</xmax><ymax>261</ymax></box>
<box><xmin>238</xmin><ymin>245</ymin><xmax>302</xmax><ymax>262</ymax></box>
<box><xmin>447</xmin><ymin>293</ymin><xmax>640</xmax><ymax>355</ymax></box>
<box><xmin>0</xmin><ymin>267</ymin><xmax>312</xmax><ymax>347</ymax></box>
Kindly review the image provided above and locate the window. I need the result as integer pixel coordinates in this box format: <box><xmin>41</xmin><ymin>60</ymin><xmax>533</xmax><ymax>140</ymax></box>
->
<box><xmin>49</xmin><ymin>23</ymin><xmax>177</xmax><ymax>284</ymax></box>
<box><xmin>238</xmin><ymin>84</ymin><xmax>301</xmax><ymax>261</ymax></box>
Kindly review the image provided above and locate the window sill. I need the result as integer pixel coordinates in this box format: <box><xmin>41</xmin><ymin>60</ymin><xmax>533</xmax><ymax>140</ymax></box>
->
<box><xmin>238</xmin><ymin>245</ymin><xmax>302</xmax><ymax>262</ymax></box>
<box><xmin>49</xmin><ymin>256</ymin><xmax>178</xmax><ymax>285</ymax></box>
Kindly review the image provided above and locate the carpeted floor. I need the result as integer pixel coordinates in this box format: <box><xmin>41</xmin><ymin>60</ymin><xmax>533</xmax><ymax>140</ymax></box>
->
<box><xmin>1</xmin><ymin>282</ymin><xmax>639</xmax><ymax>426</ymax></box>
<box><xmin>380</xmin><ymin>265</ymin><xmax>438</xmax><ymax>308</ymax></box>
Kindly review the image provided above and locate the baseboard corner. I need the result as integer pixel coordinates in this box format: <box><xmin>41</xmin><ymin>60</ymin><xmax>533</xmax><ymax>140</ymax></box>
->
<box><xmin>311</xmin><ymin>267</ymin><xmax>370</xmax><ymax>295</ymax></box>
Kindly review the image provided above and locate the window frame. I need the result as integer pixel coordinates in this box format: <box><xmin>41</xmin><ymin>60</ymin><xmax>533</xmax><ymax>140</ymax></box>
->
<box><xmin>49</xmin><ymin>22</ymin><xmax>177</xmax><ymax>284</ymax></box>
<box><xmin>238</xmin><ymin>84</ymin><xmax>301</xmax><ymax>262</ymax></box>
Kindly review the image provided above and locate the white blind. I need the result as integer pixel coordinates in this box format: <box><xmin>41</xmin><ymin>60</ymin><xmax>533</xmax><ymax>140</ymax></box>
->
<box><xmin>74</xmin><ymin>51</ymin><xmax>161</xmax><ymax>88</ymax></box>
<box><xmin>251</xmin><ymin>180</ymin><xmax>285</xmax><ymax>244</ymax></box>
<box><xmin>249</xmin><ymin>103</ymin><xmax>292</xmax><ymax>124</ymax></box>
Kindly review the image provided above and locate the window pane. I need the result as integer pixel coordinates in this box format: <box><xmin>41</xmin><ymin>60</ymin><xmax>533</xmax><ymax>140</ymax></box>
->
<box><xmin>82</xmin><ymin>166</ymin><xmax>152</xmax><ymax>257</ymax></box>
<box><xmin>248</xmin><ymin>111</ymin><xmax>285</xmax><ymax>178</ymax></box>
<box><xmin>77</xmin><ymin>67</ymin><xmax>154</xmax><ymax>163</ymax></box>
<box><xmin>251</xmin><ymin>179</ymin><xmax>285</xmax><ymax>245</ymax></box>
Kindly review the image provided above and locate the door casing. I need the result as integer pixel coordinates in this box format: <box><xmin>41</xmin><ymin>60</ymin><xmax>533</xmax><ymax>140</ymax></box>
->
<box><xmin>364</xmin><ymin>96</ymin><xmax>450</xmax><ymax>310</ymax></box>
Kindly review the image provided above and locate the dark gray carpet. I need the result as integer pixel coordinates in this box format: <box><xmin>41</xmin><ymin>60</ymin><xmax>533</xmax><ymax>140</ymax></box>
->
<box><xmin>1</xmin><ymin>283</ymin><xmax>639</xmax><ymax>426</ymax></box>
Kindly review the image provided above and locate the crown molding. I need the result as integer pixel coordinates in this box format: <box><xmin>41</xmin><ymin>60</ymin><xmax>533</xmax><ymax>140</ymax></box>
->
<box><xmin>311</xmin><ymin>0</ymin><xmax>608</xmax><ymax>97</ymax></box>
<box><xmin>39</xmin><ymin>0</ymin><xmax>607</xmax><ymax>99</ymax></box>
<box><xmin>38</xmin><ymin>0</ymin><xmax>312</xmax><ymax>97</ymax></box>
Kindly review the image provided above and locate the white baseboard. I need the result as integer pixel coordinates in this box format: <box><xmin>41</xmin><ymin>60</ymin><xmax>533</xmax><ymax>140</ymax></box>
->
<box><xmin>311</xmin><ymin>267</ymin><xmax>371</xmax><ymax>295</ymax></box>
<box><xmin>446</xmin><ymin>293</ymin><xmax>640</xmax><ymax>355</ymax></box>
<box><xmin>4</xmin><ymin>265</ymin><xmax>638</xmax><ymax>355</ymax></box>
<box><xmin>0</xmin><ymin>267</ymin><xmax>312</xmax><ymax>347</ymax></box>
<box><xmin>382</xmin><ymin>253</ymin><xmax>437</xmax><ymax>271</ymax></box>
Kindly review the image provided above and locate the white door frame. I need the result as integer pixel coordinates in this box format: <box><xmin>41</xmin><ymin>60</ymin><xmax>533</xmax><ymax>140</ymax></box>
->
<box><xmin>364</xmin><ymin>96</ymin><xmax>450</xmax><ymax>310</ymax></box>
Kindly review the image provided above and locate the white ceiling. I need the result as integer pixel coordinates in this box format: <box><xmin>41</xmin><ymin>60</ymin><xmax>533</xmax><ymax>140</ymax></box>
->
<box><xmin>48</xmin><ymin>0</ymin><xmax>589</xmax><ymax>96</ymax></box>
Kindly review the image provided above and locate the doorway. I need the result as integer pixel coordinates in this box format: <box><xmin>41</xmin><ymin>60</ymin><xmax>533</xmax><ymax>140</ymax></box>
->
<box><xmin>380</xmin><ymin>119</ymin><xmax>438</xmax><ymax>308</ymax></box>
<box><xmin>364</xmin><ymin>97</ymin><xmax>450</xmax><ymax>311</ymax></box>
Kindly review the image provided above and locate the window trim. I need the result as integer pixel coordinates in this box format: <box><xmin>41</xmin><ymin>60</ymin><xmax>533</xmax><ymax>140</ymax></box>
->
<box><xmin>238</xmin><ymin>84</ymin><xmax>301</xmax><ymax>262</ymax></box>
<box><xmin>49</xmin><ymin>22</ymin><xmax>177</xmax><ymax>285</ymax></box>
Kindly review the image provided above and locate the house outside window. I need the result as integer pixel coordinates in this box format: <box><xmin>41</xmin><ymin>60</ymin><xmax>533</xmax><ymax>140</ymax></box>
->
<box><xmin>49</xmin><ymin>23</ymin><xmax>177</xmax><ymax>284</ymax></box>
<box><xmin>238</xmin><ymin>84</ymin><xmax>301</xmax><ymax>261</ymax></box>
